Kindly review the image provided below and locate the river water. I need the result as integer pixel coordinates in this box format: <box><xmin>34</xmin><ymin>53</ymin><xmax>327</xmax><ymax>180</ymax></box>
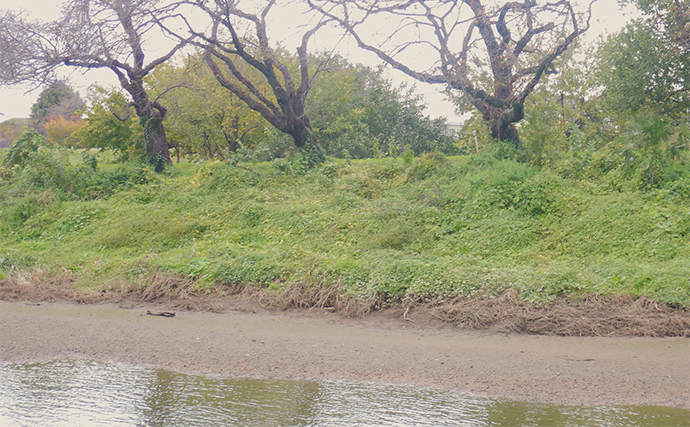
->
<box><xmin>0</xmin><ymin>359</ymin><xmax>687</xmax><ymax>426</ymax></box>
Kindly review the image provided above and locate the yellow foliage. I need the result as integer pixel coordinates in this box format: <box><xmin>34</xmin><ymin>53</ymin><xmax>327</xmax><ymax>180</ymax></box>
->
<box><xmin>45</xmin><ymin>115</ymin><xmax>86</xmax><ymax>147</ymax></box>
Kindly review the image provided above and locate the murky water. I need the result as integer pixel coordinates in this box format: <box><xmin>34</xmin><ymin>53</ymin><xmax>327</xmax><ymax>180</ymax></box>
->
<box><xmin>0</xmin><ymin>360</ymin><xmax>687</xmax><ymax>426</ymax></box>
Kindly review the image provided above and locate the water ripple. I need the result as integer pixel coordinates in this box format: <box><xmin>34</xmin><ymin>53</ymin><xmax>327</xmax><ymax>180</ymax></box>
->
<box><xmin>0</xmin><ymin>360</ymin><xmax>687</xmax><ymax>427</ymax></box>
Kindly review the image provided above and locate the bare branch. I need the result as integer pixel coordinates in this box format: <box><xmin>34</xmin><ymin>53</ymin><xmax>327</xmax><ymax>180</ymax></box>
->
<box><xmin>163</xmin><ymin>0</ymin><xmax>333</xmax><ymax>152</ymax></box>
<box><xmin>309</xmin><ymin>0</ymin><xmax>597</xmax><ymax>144</ymax></box>
<box><xmin>112</xmin><ymin>101</ymin><xmax>136</xmax><ymax>121</ymax></box>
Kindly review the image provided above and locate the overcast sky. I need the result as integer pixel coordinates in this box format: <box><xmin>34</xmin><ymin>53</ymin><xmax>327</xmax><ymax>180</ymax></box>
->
<box><xmin>0</xmin><ymin>0</ymin><xmax>636</xmax><ymax>123</ymax></box>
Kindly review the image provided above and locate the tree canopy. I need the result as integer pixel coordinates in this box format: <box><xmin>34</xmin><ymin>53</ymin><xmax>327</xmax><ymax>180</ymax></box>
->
<box><xmin>159</xmin><ymin>0</ymin><xmax>333</xmax><ymax>157</ymax></box>
<box><xmin>597</xmin><ymin>0</ymin><xmax>690</xmax><ymax>119</ymax></box>
<box><xmin>0</xmin><ymin>0</ymin><xmax>686</xmax><ymax>179</ymax></box>
<box><xmin>30</xmin><ymin>81</ymin><xmax>84</xmax><ymax>132</ymax></box>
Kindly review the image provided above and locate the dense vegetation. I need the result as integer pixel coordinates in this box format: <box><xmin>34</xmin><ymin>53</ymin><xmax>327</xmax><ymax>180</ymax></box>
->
<box><xmin>0</xmin><ymin>147</ymin><xmax>688</xmax><ymax>308</ymax></box>
<box><xmin>0</xmin><ymin>0</ymin><xmax>688</xmax><ymax>310</ymax></box>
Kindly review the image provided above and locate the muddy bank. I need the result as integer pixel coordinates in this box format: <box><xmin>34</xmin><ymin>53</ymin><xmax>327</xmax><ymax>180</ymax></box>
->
<box><xmin>0</xmin><ymin>301</ymin><xmax>688</xmax><ymax>409</ymax></box>
<box><xmin>1</xmin><ymin>271</ymin><xmax>689</xmax><ymax>338</ymax></box>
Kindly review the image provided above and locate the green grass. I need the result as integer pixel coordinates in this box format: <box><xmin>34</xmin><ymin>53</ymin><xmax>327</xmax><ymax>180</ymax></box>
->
<box><xmin>1</xmin><ymin>151</ymin><xmax>689</xmax><ymax>308</ymax></box>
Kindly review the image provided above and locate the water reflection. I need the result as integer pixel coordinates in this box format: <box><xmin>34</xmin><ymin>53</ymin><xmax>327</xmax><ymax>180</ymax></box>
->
<box><xmin>139</xmin><ymin>369</ymin><xmax>323</xmax><ymax>426</ymax></box>
<box><xmin>0</xmin><ymin>360</ymin><xmax>687</xmax><ymax>426</ymax></box>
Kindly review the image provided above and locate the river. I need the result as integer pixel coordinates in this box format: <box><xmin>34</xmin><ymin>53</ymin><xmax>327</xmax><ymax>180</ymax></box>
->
<box><xmin>1</xmin><ymin>359</ymin><xmax>687</xmax><ymax>426</ymax></box>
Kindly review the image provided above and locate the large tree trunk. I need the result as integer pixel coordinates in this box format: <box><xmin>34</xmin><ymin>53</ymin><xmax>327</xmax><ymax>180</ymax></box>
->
<box><xmin>491</xmin><ymin>120</ymin><xmax>520</xmax><ymax>147</ymax></box>
<box><xmin>127</xmin><ymin>80</ymin><xmax>172</xmax><ymax>172</ymax></box>
<box><xmin>284</xmin><ymin>104</ymin><xmax>324</xmax><ymax>160</ymax></box>
<box><xmin>142</xmin><ymin>115</ymin><xmax>172</xmax><ymax>172</ymax></box>
<box><xmin>482</xmin><ymin>102</ymin><xmax>525</xmax><ymax>149</ymax></box>
<box><xmin>287</xmin><ymin>120</ymin><xmax>325</xmax><ymax>163</ymax></box>
<box><xmin>287</xmin><ymin>121</ymin><xmax>311</xmax><ymax>149</ymax></box>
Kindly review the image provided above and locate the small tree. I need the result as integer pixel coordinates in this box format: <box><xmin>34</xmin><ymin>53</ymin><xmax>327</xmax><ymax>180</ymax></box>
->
<box><xmin>306</xmin><ymin>55</ymin><xmax>452</xmax><ymax>157</ymax></box>
<box><xmin>146</xmin><ymin>54</ymin><xmax>272</xmax><ymax>160</ymax></box>
<box><xmin>597</xmin><ymin>2</ymin><xmax>690</xmax><ymax>120</ymax></box>
<box><xmin>45</xmin><ymin>115</ymin><xmax>86</xmax><ymax>147</ymax></box>
<box><xmin>76</xmin><ymin>86</ymin><xmax>142</xmax><ymax>159</ymax></box>
<box><xmin>2</xmin><ymin>128</ymin><xmax>46</xmax><ymax>168</ymax></box>
<box><xmin>29</xmin><ymin>81</ymin><xmax>84</xmax><ymax>133</ymax></box>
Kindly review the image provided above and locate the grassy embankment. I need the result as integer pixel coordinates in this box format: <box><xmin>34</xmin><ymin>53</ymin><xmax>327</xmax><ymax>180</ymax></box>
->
<box><xmin>1</xmin><ymin>152</ymin><xmax>688</xmax><ymax>309</ymax></box>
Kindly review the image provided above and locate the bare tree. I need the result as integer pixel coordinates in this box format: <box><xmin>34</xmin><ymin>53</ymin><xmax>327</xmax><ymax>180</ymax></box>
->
<box><xmin>163</xmin><ymin>0</ymin><xmax>331</xmax><ymax>155</ymax></box>
<box><xmin>0</xmin><ymin>10</ymin><xmax>36</xmax><ymax>86</ymax></box>
<box><xmin>309</xmin><ymin>0</ymin><xmax>595</xmax><ymax>147</ymax></box>
<box><xmin>0</xmin><ymin>0</ymin><xmax>187</xmax><ymax>171</ymax></box>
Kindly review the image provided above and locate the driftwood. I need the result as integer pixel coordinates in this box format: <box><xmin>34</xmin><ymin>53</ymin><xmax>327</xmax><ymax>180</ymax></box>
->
<box><xmin>146</xmin><ymin>310</ymin><xmax>176</xmax><ymax>318</ymax></box>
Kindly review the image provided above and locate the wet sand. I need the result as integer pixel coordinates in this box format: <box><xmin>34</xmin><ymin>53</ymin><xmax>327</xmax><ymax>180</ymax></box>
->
<box><xmin>0</xmin><ymin>301</ymin><xmax>688</xmax><ymax>408</ymax></box>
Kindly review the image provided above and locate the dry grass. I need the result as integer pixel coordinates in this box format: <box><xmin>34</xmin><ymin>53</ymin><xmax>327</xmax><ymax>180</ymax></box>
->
<box><xmin>424</xmin><ymin>292</ymin><xmax>690</xmax><ymax>337</ymax></box>
<box><xmin>1</xmin><ymin>271</ymin><xmax>688</xmax><ymax>337</ymax></box>
<box><xmin>237</xmin><ymin>279</ymin><xmax>381</xmax><ymax>318</ymax></box>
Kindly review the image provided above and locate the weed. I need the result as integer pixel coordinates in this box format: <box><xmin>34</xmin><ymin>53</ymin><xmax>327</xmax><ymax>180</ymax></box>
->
<box><xmin>1</xmin><ymin>153</ymin><xmax>688</xmax><ymax>308</ymax></box>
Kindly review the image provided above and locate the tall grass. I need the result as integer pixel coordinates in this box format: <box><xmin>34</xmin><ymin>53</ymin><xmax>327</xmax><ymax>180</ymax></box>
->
<box><xmin>1</xmin><ymin>151</ymin><xmax>688</xmax><ymax>307</ymax></box>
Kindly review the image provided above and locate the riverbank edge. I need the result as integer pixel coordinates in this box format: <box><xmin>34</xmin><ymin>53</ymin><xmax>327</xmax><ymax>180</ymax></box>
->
<box><xmin>2</xmin><ymin>271</ymin><xmax>690</xmax><ymax>338</ymax></box>
<box><xmin>0</xmin><ymin>301</ymin><xmax>688</xmax><ymax>409</ymax></box>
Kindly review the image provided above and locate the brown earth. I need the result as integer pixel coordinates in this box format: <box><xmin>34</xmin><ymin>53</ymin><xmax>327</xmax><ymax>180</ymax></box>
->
<box><xmin>1</xmin><ymin>272</ymin><xmax>689</xmax><ymax>409</ymax></box>
<box><xmin>1</xmin><ymin>270</ymin><xmax>689</xmax><ymax>337</ymax></box>
<box><xmin>1</xmin><ymin>300</ymin><xmax>688</xmax><ymax>409</ymax></box>
<box><xmin>1</xmin><ymin>303</ymin><xmax>690</xmax><ymax>409</ymax></box>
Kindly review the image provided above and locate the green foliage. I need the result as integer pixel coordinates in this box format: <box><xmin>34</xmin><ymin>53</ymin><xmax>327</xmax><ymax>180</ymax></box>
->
<box><xmin>30</xmin><ymin>81</ymin><xmax>84</xmax><ymax>129</ymax></box>
<box><xmin>307</xmin><ymin>58</ymin><xmax>455</xmax><ymax>158</ymax></box>
<box><xmin>1</xmin><ymin>156</ymin><xmax>687</xmax><ymax>308</ymax></box>
<box><xmin>407</xmin><ymin>151</ymin><xmax>449</xmax><ymax>180</ymax></box>
<box><xmin>4</xmin><ymin>194</ymin><xmax>41</xmax><ymax>225</ymax></box>
<box><xmin>76</xmin><ymin>86</ymin><xmax>142</xmax><ymax>160</ymax></box>
<box><xmin>0</xmin><ymin>147</ymin><xmax>158</xmax><ymax>208</ymax></box>
<box><xmin>617</xmin><ymin>114</ymin><xmax>690</xmax><ymax>190</ymax></box>
<box><xmin>2</xmin><ymin>128</ymin><xmax>47</xmax><ymax>168</ymax></box>
<box><xmin>597</xmin><ymin>12</ymin><xmax>690</xmax><ymax>119</ymax></box>
<box><xmin>147</xmin><ymin>58</ymin><xmax>272</xmax><ymax>161</ymax></box>
<box><xmin>2</xmin><ymin>6</ymin><xmax>690</xmax><ymax>308</ymax></box>
<box><xmin>142</xmin><ymin>52</ymin><xmax>454</xmax><ymax>162</ymax></box>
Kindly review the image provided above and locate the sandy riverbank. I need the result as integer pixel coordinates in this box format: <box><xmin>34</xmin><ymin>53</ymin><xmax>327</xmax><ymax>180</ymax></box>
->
<box><xmin>0</xmin><ymin>301</ymin><xmax>688</xmax><ymax>409</ymax></box>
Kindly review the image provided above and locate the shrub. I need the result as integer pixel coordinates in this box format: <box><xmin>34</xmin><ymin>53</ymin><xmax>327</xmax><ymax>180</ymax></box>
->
<box><xmin>2</xmin><ymin>128</ymin><xmax>47</xmax><ymax>168</ymax></box>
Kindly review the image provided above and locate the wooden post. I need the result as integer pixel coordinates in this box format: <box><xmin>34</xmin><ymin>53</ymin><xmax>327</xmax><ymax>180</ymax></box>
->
<box><xmin>473</xmin><ymin>130</ymin><xmax>479</xmax><ymax>154</ymax></box>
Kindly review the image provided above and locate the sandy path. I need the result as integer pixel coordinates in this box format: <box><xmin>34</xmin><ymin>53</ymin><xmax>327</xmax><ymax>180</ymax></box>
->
<box><xmin>0</xmin><ymin>301</ymin><xmax>688</xmax><ymax>408</ymax></box>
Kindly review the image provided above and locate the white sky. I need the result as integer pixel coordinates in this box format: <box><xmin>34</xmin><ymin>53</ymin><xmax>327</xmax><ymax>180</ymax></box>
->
<box><xmin>0</xmin><ymin>0</ymin><xmax>636</xmax><ymax>123</ymax></box>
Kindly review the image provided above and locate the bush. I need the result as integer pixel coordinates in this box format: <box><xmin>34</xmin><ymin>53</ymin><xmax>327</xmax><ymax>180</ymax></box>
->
<box><xmin>0</xmin><ymin>155</ymin><xmax>688</xmax><ymax>309</ymax></box>
<box><xmin>2</xmin><ymin>128</ymin><xmax>47</xmax><ymax>168</ymax></box>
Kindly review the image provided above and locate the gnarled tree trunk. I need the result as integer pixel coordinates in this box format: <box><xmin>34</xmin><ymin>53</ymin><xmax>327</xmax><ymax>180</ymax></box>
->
<box><xmin>309</xmin><ymin>0</ymin><xmax>594</xmax><ymax>153</ymax></box>
<box><xmin>481</xmin><ymin>103</ymin><xmax>524</xmax><ymax>148</ymax></box>
<box><xmin>140</xmin><ymin>115</ymin><xmax>171</xmax><ymax>171</ymax></box>
<box><xmin>116</xmin><ymin>79</ymin><xmax>172</xmax><ymax>172</ymax></box>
